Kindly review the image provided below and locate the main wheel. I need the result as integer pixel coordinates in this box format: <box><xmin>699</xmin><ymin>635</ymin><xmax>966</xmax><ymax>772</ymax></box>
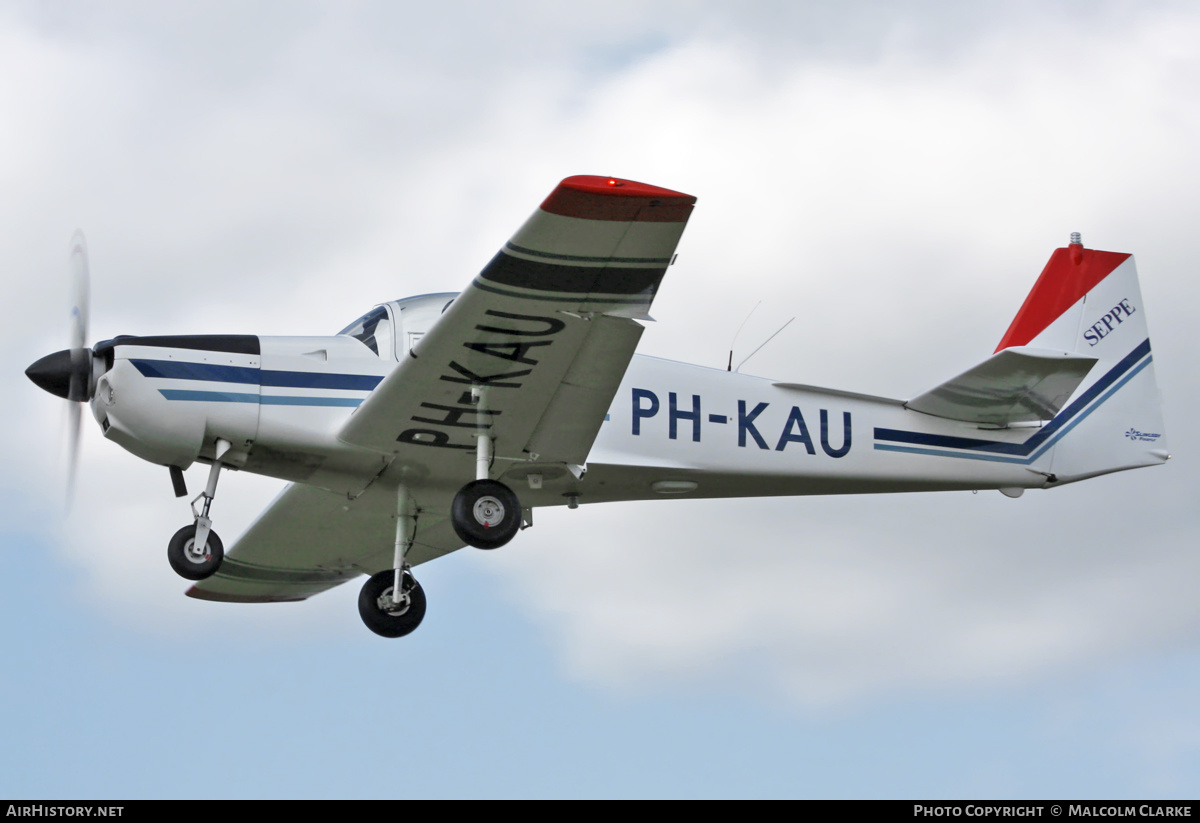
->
<box><xmin>451</xmin><ymin>479</ymin><xmax>521</xmax><ymax>549</ymax></box>
<box><xmin>358</xmin><ymin>570</ymin><xmax>427</xmax><ymax>638</ymax></box>
<box><xmin>167</xmin><ymin>524</ymin><xmax>224</xmax><ymax>581</ymax></box>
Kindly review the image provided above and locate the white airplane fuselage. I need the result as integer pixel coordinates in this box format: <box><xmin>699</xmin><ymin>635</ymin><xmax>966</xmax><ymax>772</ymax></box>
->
<box><xmin>94</xmin><ymin>295</ymin><xmax>1143</xmax><ymax>514</ymax></box>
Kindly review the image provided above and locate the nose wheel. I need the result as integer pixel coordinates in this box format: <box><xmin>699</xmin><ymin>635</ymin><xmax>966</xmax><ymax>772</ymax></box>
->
<box><xmin>451</xmin><ymin>479</ymin><xmax>521</xmax><ymax>549</ymax></box>
<box><xmin>167</xmin><ymin>524</ymin><xmax>224</xmax><ymax>580</ymax></box>
<box><xmin>168</xmin><ymin>438</ymin><xmax>230</xmax><ymax>582</ymax></box>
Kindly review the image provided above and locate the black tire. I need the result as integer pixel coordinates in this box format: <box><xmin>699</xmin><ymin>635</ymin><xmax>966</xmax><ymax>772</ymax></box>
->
<box><xmin>450</xmin><ymin>479</ymin><xmax>521</xmax><ymax>549</ymax></box>
<box><xmin>358</xmin><ymin>570</ymin><xmax>427</xmax><ymax>638</ymax></box>
<box><xmin>167</xmin><ymin>524</ymin><xmax>224</xmax><ymax>581</ymax></box>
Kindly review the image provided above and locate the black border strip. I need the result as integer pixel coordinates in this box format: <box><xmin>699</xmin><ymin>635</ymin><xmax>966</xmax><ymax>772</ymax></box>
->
<box><xmin>96</xmin><ymin>334</ymin><xmax>261</xmax><ymax>356</ymax></box>
<box><xmin>505</xmin><ymin>241</ymin><xmax>672</xmax><ymax>265</ymax></box>
<box><xmin>472</xmin><ymin>278</ymin><xmax>653</xmax><ymax>305</ymax></box>
<box><xmin>480</xmin><ymin>250</ymin><xmax>665</xmax><ymax>295</ymax></box>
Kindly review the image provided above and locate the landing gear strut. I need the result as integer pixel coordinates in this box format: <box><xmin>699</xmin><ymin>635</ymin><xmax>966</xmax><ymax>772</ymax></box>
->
<box><xmin>449</xmin><ymin>387</ymin><xmax>522</xmax><ymax>549</ymax></box>
<box><xmin>167</xmin><ymin>438</ymin><xmax>229</xmax><ymax>581</ymax></box>
<box><xmin>359</xmin><ymin>483</ymin><xmax>428</xmax><ymax>638</ymax></box>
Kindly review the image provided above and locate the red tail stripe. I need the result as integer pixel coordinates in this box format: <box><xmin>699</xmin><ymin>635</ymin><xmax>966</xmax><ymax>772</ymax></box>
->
<box><xmin>540</xmin><ymin>175</ymin><xmax>696</xmax><ymax>223</ymax></box>
<box><xmin>995</xmin><ymin>247</ymin><xmax>1130</xmax><ymax>352</ymax></box>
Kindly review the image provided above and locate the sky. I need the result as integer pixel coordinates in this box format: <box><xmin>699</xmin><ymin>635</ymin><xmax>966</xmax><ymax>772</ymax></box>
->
<box><xmin>3</xmin><ymin>0</ymin><xmax>1200</xmax><ymax>799</ymax></box>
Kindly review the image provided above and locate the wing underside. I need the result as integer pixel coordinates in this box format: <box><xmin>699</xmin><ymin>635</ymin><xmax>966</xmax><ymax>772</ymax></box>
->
<box><xmin>187</xmin><ymin>482</ymin><xmax>466</xmax><ymax>603</ymax></box>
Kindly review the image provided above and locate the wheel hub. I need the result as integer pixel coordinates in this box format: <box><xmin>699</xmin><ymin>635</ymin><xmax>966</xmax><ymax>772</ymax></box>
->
<box><xmin>376</xmin><ymin>587</ymin><xmax>411</xmax><ymax>616</ymax></box>
<box><xmin>472</xmin><ymin>496</ymin><xmax>505</xmax><ymax>528</ymax></box>
<box><xmin>182</xmin><ymin>539</ymin><xmax>211</xmax><ymax>564</ymax></box>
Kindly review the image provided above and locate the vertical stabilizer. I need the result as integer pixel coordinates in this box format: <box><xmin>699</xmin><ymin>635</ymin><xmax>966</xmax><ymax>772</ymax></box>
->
<box><xmin>997</xmin><ymin>235</ymin><xmax>1168</xmax><ymax>483</ymax></box>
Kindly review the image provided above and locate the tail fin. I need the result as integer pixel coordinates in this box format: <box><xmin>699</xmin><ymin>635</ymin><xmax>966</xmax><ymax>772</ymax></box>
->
<box><xmin>995</xmin><ymin>235</ymin><xmax>1169</xmax><ymax>483</ymax></box>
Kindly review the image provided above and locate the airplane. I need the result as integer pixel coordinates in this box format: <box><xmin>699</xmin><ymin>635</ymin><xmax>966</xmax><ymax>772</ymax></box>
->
<box><xmin>25</xmin><ymin>175</ymin><xmax>1170</xmax><ymax>638</ymax></box>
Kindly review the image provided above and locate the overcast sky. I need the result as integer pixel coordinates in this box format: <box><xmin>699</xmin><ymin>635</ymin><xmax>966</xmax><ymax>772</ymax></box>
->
<box><xmin>4</xmin><ymin>0</ymin><xmax>1200</xmax><ymax>798</ymax></box>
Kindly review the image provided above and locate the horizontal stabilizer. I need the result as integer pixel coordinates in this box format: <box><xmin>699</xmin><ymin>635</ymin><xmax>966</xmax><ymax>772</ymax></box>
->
<box><xmin>906</xmin><ymin>347</ymin><xmax>1097</xmax><ymax>425</ymax></box>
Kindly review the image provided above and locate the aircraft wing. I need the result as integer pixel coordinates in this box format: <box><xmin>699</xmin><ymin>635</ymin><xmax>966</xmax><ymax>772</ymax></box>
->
<box><xmin>338</xmin><ymin>175</ymin><xmax>696</xmax><ymax>468</ymax></box>
<box><xmin>189</xmin><ymin>176</ymin><xmax>696</xmax><ymax>603</ymax></box>
<box><xmin>186</xmin><ymin>481</ymin><xmax>465</xmax><ymax>603</ymax></box>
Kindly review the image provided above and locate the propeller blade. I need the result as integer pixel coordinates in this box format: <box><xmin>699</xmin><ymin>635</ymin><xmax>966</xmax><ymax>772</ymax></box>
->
<box><xmin>69</xmin><ymin>230</ymin><xmax>89</xmax><ymax>352</ymax></box>
<box><xmin>66</xmin><ymin>400</ymin><xmax>81</xmax><ymax>512</ymax></box>
<box><xmin>66</xmin><ymin>230</ymin><xmax>91</xmax><ymax>511</ymax></box>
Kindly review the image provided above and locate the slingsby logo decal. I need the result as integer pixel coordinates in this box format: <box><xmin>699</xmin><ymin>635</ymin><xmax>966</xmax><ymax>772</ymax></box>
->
<box><xmin>1125</xmin><ymin>428</ymin><xmax>1161</xmax><ymax>442</ymax></box>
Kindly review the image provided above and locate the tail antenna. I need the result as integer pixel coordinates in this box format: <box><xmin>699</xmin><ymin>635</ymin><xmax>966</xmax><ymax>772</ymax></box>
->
<box><xmin>727</xmin><ymin>301</ymin><xmax>761</xmax><ymax>371</ymax></box>
<box><xmin>734</xmin><ymin>317</ymin><xmax>795</xmax><ymax>373</ymax></box>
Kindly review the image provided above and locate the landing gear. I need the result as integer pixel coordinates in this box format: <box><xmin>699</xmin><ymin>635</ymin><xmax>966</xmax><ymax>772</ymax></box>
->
<box><xmin>450</xmin><ymin>392</ymin><xmax>523</xmax><ymax>550</ymax></box>
<box><xmin>451</xmin><ymin>479</ymin><xmax>521</xmax><ymax>549</ymax></box>
<box><xmin>358</xmin><ymin>569</ymin><xmax>426</xmax><ymax>638</ymax></box>
<box><xmin>358</xmin><ymin>482</ymin><xmax>427</xmax><ymax>638</ymax></box>
<box><xmin>169</xmin><ymin>438</ymin><xmax>230</xmax><ymax>581</ymax></box>
<box><xmin>167</xmin><ymin>524</ymin><xmax>224</xmax><ymax>580</ymax></box>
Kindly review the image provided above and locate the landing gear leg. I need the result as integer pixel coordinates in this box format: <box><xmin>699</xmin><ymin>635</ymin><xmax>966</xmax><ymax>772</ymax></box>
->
<box><xmin>450</xmin><ymin>386</ymin><xmax>522</xmax><ymax>550</ymax></box>
<box><xmin>167</xmin><ymin>438</ymin><xmax>230</xmax><ymax>581</ymax></box>
<box><xmin>358</xmin><ymin>484</ymin><xmax>427</xmax><ymax>638</ymax></box>
<box><xmin>391</xmin><ymin>484</ymin><xmax>415</xmax><ymax>610</ymax></box>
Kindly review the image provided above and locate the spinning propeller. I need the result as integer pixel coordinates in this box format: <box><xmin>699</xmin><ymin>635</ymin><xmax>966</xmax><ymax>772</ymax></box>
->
<box><xmin>25</xmin><ymin>231</ymin><xmax>98</xmax><ymax>506</ymax></box>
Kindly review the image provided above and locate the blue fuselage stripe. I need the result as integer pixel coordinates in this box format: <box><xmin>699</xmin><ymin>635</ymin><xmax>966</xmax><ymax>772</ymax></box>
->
<box><xmin>159</xmin><ymin>390</ymin><xmax>258</xmax><ymax>403</ymax></box>
<box><xmin>259</xmin><ymin>395</ymin><xmax>363</xmax><ymax>407</ymax></box>
<box><xmin>131</xmin><ymin>359</ymin><xmax>383</xmax><ymax>391</ymax></box>
<box><xmin>133</xmin><ymin>360</ymin><xmax>257</xmax><ymax>384</ymax></box>
<box><xmin>157</xmin><ymin>389</ymin><xmax>363</xmax><ymax>407</ymax></box>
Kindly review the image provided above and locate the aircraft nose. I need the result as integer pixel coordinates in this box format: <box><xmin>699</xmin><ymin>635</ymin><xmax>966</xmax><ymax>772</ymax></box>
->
<box><xmin>26</xmin><ymin>349</ymin><xmax>78</xmax><ymax>400</ymax></box>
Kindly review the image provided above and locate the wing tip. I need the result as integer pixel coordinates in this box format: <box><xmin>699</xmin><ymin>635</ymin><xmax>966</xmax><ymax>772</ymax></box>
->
<box><xmin>559</xmin><ymin>175</ymin><xmax>694</xmax><ymax>199</ymax></box>
<box><xmin>542</xmin><ymin>175</ymin><xmax>696</xmax><ymax>222</ymax></box>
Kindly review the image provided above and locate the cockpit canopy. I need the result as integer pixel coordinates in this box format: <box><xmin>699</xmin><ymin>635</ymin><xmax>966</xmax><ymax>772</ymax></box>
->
<box><xmin>338</xmin><ymin>306</ymin><xmax>390</xmax><ymax>356</ymax></box>
<box><xmin>338</xmin><ymin>293</ymin><xmax>457</xmax><ymax>359</ymax></box>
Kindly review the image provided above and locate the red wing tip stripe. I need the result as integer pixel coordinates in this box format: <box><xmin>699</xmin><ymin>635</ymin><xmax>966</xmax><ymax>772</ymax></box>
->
<box><xmin>995</xmin><ymin>247</ymin><xmax>1131</xmax><ymax>352</ymax></box>
<box><xmin>542</xmin><ymin>175</ymin><xmax>696</xmax><ymax>222</ymax></box>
